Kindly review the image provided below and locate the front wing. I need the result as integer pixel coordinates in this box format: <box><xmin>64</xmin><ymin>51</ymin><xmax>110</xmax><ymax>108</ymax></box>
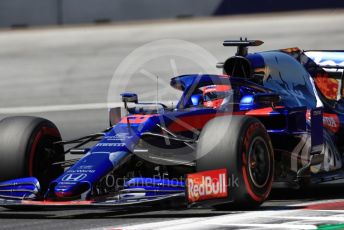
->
<box><xmin>0</xmin><ymin>193</ymin><xmax>185</xmax><ymax>210</ymax></box>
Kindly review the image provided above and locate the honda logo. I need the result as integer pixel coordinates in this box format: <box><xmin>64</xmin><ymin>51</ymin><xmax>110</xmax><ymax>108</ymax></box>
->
<box><xmin>62</xmin><ymin>173</ymin><xmax>87</xmax><ymax>182</ymax></box>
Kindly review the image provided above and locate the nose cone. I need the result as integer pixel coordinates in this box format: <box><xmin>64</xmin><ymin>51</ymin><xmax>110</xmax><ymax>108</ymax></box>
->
<box><xmin>54</xmin><ymin>182</ymin><xmax>89</xmax><ymax>198</ymax></box>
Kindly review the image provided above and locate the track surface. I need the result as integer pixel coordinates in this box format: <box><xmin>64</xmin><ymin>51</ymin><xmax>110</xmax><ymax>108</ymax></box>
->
<box><xmin>1</xmin><ymin>10</ymin><xmax>344</xmax><ymax>229</ymax></box>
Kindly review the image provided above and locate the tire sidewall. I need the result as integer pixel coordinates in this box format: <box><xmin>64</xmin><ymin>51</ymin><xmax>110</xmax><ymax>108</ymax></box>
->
<box><xmin>234</xmin><ymin>119</ymin><xmax>274</xmax><ymax>205</ymax></box>
<box><xmin>196</xmin><ymin>115</ymin><xmax>274</xmax><ymax>208</ymax></box>
<box><xmin>25</xmin><ymin>122</ymin><xmax>64</xmax><ymax>189</ymax></box>
<box><xmin>0</xmin><ymin>116</ymin><xmax>64</xmax><ymax>189</ymax></box>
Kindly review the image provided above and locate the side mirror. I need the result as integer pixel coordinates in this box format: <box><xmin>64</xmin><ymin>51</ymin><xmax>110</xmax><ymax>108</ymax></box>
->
<box><xmin>109</xmin><ymin>107</ymin><xmax>124</xmax><ymax>127</ymax></box>
<box><xmin>191</xmin><ymin>94</ymin><xmax>203</xmax><ymax>106</ymax></box>
<box><xmin>121</xmin><ymin>92</ymin><xmax>138</xmax><ymax>103</ymax></box>
<box><xmin>254</xmin><ymin>93</ymin><xmax>281</xmax><ymax>105</ymax></box>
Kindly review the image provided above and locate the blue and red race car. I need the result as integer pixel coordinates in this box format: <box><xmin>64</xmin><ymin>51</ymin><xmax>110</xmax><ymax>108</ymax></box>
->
<box><xmin>1</xmin><ymin>39</ymin><xmax>344</xmax><ymax>209</ymax></box>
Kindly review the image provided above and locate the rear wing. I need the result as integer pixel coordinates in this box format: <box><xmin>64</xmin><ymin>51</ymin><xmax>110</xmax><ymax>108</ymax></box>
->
<box><xmin>304</xmin><ymin>50</ymin><xmax>344</xmax><ymax>69</ymax></box>
<box><xmin>302</xmin><ymin>51</ymin><xmax>344</xmax><ymax>101</ymax></box>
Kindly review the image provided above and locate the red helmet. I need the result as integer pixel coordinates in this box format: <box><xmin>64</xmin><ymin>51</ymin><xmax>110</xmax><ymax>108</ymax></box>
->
<box><xmin>202</xmin><ymin>85</ymin><xmax>231</xmax><ymax>109</ymax></box>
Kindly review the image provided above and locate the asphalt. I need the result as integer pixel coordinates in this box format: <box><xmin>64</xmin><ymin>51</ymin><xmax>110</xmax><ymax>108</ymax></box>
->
<box><xmin>1</xmin><ymin>186</ymin><xmax>344</xmax><ymax>230</ymax></box>
<box><xmin>1</xmin><ymin>10</ymin><xmax>344</xmax><ymax>229</ymax></box>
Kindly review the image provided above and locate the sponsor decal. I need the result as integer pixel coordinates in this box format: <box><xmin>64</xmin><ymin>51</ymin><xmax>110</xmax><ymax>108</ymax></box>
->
<box><xmin>187</xmin><ymin>168</ymin><xmax>228</xmax><ymax>203</ymax></box>
<box><xmin>306</xmin><ymin>111</ymin><xmax>340</xmax><ymax>134</ymax></box>
<box><xmin>323</xmin><ymin>113</ymin><xmax>339</xmax><ymax>133</ymax></box>
<box><xmin>105</xmin><ymin>133</ymin><xmax>132</xmax><ymax>141</ymax></box>
<box><xmin>96</xmin><ymin>143</ymin><xmax>126</xmax><ymax>147</ymax></box>
<box><xmin>68</xmin><ymin>169</ymin><xmax>95</xmax><ymax>173</ymax></box>
<box><xmin>77</xmin><ymin>165</ymin><xmax>94</xmax><ymax>170</ymax></box>
<box><xmin>62</xmin><ymin>173</ymin><xmax>87</xmax><ymax>182</ymax></box>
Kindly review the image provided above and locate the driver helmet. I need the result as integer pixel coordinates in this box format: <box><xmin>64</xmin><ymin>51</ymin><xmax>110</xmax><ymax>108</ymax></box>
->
<box><xmin>203</xmin><ymin>85</ymin><xmax>231</xmax><ymax>109</ymax></box>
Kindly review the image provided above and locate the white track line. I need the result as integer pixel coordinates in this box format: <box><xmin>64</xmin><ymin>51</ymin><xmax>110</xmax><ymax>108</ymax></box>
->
<box><xmin>262</xmin><ymin>215</ymin><xmax>344</xmax><ymax>222</ymax></box>
<box><xmin>91</xmin><ymin>218</ymin><xmax>203</xmax><ymax>230</ymax></box>
<box><xmin>112</xmin><ymin>209</ymin><xmax>319</xmax><ymax>230</ymax></box>
<box><xmin>311</xmin><ymin>209</ymin><xmax>344</xmax><ymax>213</ymax></box>
<box><xmin>90</xmin><ymin>195</ymin><xmax>344</xmax><ymax>230</ymax></box>
<box><xmin>212</xmin><ymin>223</ymin><xmax>317</xmax><ymax>229</ymax></box>
<box><xmin>112</xmin><ymin>199</ymin><xmax>344</xmax><ymax>230</ymax></box>
<box><xmin>289</xmin><ymin>198</ymin><xmax>344</xmax><ymax>207</ymax></box>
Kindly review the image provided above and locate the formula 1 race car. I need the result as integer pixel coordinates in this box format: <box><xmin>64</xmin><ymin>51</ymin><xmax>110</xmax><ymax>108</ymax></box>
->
<box><xmin>1</xmin><ymin>39</ymin><xmax>344</xmax><ymax>210</ymax></box>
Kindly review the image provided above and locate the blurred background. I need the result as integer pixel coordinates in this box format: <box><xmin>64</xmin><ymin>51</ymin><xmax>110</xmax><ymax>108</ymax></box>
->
<box><xmin>0</xmin><ymin>1</ymin><xmax>343</xmax><ymax>140</ymax></box>
<box><xmin>0</xmin><ymin>0</ymin><xmax>344</xmax><ymax>28</ymax></box>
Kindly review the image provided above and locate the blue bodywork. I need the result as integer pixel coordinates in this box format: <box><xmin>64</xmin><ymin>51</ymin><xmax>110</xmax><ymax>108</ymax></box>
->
<box><xmin>1</xmin><ymin>46</ymin><xmax>344</xmax><ymax>207</ymax></box>
<box><xmin>0</xmin><ymin>177</ymin><xmax>40</xmax><ymax>200</ymax></box>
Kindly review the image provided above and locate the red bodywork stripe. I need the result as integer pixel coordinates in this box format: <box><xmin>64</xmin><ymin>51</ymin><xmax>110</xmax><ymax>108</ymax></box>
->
<box><xmin>167</xmin><ymin>112</ymin><xmax>246</xmax><ymax>133</ymax></box>
<box><xmin>168</xmin><ymin>114</ymin><xmax>217</xmax><ymax>132</ymax></box>
<box><xmin>120</xmin><ymin>114</ymin><xmax>155</xmax><ymax>124</ymax></box>
<box><xmin>245</xmin><ymin>106</ymin><xmax>284</xmax><ymax>116</ymax></box>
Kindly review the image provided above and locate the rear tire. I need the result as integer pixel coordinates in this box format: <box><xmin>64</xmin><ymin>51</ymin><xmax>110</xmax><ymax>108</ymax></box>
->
<box><xmin>0</xmin><ymin>116</ymin><xmax>64</xmax><ymax>190</ymax></box>
<box><xmin>196</xmin><ymin>115</ymin><xmax>274</xmax><ymax>209</ymax></box>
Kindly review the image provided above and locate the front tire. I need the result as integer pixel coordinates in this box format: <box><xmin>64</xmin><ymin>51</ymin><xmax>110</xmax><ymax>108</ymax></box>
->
<box><xmin>0</xmin><ymin>116</ymin><xmax>64</xmax><ymax>190</ymax></box>
<box><xmin>196</xmin><ymin>115</ymin><xmax>274</xmax><ymax>208</ymax></box>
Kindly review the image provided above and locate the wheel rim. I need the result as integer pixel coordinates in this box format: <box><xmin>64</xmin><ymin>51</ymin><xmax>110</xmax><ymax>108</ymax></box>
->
<box><xmin>248</xmin><ymin>136</ymin><xmax>271</xmax><ymax>188</ymax></box>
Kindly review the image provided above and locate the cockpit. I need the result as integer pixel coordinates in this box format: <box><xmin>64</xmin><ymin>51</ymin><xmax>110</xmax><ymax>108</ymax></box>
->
<box><xmin>172</xmin><ymin>51</ymin><xmax>322</xmax><ymax>111</ymax></box>
<box><xmin>202</xmin><ymin>85</ymin><xmax>231</xmax><ymax>109</ymax></box>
